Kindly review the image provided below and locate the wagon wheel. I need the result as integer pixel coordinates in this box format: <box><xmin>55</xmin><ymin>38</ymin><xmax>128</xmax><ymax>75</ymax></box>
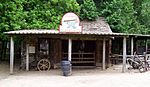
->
<box><xmin>37</xmin><ymin>59</ymin><xmax>50</xmax><ymax>71</ymax></box>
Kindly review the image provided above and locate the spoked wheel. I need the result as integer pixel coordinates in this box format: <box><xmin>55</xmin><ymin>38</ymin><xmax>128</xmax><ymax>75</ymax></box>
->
<box><xmin>37</xmin><ymin>59</ymin><xmax>51</xmax><ymax>71</ymax></box>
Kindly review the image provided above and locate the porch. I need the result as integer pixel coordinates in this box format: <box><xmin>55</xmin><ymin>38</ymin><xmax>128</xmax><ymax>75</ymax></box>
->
<box><xmin>4</xmin><ymin>29</ymin><xmax>128</xmax><ymax>74</ymax></box>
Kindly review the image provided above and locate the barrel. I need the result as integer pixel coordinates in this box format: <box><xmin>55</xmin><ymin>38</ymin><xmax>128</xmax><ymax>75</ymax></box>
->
<box><xmin>61</xmin><ymin>60</ymin><xmax>72</xmax><ymax>76</ymax></box>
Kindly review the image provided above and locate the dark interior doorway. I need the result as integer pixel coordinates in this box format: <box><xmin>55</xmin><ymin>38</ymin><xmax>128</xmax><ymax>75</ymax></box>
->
<box><xmin>62</xmin><ymin>40</ymin><xmax>96</xmax><ymax>67</ymax></box>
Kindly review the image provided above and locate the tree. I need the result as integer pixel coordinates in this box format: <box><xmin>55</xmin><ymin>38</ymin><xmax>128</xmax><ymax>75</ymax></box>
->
<box><xmin>138</xmin><ymin>0</ymin><xmax>150</xmax><ymax>32</ymax></box>
<box><xmin>100</xmin><ymin>0</ymin><xmax>134</xmax><ymax>33</ymax></box>
<box><xmin>0</xmin><ymin>0</ymin><xmax>80</xmax><ymax>39</ymax></box>
<box><xmin>80</xmin><ymin>0</ymin><xmax>99</xmax><ymax>20</ymax></box>
<box><xmin>100</xmin><ymin>0</ymin><xmax>149</xmax><ymax>34</ymax></box>
<box><xmin>133</xmin><ymin>0</ymin><xmax>143</xmax><ymax>17</ymax></box>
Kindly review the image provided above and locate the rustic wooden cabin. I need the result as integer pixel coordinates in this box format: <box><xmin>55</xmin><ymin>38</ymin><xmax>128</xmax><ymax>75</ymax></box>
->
<box><xmin>5</xmin><ymin>12</ymin><xmax>150</xmax><ymax>74</ymax></box>
<box><xmin>7</xmin><ymin>17</ymin><xmax>113</xmax><ymax>70</ymax></box>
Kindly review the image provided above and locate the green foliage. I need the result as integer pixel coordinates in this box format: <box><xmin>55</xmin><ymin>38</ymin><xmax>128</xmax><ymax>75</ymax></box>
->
<box><xmin>133</xmin><ymin>0</ymin><xmax>143</xmax><ymax>17</ymax></box>
<box><xmin>80</xmin><ymin>0</ymin><xmax>99</xmax><ymax>20</ymax></box>
<box><xmin>138</xmin><ymin>0</ymin><xmax>150</xmax><ymax>33</ymax></box>
<box><xmin>1</xmin><ymin>0</ymin><xmax>150</xmax><ymax>41</ymax></box>
<box><xmin>100</xmin><ymin>0</ymin><xmax>134</xmax><ymax>33</ymax></box>
<box><xmin>129</xmin><ymin>0</ymin><xmax>150</xmax><ymax>34</ymax></box>
<box><xmin>0</xmin><ymin>0</ymin><xmax>80</xmax><ymax>40</ymax></box>
<box><xmin>100</xmin><ymin>0</ymin><xmax>149</xmax><ymax>34</ymax></box>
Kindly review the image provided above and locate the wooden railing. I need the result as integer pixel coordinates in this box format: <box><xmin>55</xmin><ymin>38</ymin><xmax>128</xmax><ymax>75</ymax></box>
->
<box><xmin>63</xmin><ymin>52</ymin><xmax>95</xmax><ymax>65</ymax></box>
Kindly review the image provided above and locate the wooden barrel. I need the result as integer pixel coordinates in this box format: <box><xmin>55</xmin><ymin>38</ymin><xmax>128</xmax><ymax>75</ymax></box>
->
<box><xmin>61</xmin><ymin>60</ymin><xmax>72</xmax><ymax>76</ymax></box>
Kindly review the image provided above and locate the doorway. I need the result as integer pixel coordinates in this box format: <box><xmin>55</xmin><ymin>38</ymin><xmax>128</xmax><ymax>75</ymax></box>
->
<box><xmin>62</xmin><ymin>40</ymin><xmax>96</xmax><ymax>66</ymax></box>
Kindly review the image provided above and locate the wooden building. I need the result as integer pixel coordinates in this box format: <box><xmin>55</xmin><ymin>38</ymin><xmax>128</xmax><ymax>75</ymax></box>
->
<box><xmin>5</xmin><ymin>13</ymin><xmax>150</xmax><ymax>74</ymax></box>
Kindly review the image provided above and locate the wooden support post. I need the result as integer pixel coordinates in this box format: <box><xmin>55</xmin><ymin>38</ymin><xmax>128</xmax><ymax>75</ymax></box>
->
<box><xmin>122</xmin><ymin>37</ymin><xmax>127</xmax><ymax>73</ymax></box>
<box><xmin>145</xmin><ymin>40</ymin><xmax>148</xmax><ymax>53</ymax></box>
<box><xmin>102</xmin><ymin>38</ymin><xmax>106</xmax><ymax>70</ymax></box>
<box><xmin>108</xmin><ymin>39</ymin><xmax>112</xmax><ymax>67</ymax></box>
<box><xmin>96</xmin><ymin>40</ymin><xmax>100</xmax><ymax>67</ymax></box>
<box><xmin>10</xmin><ymin>36</ymin><xmax>14</xmax><ymax>74</ymax></box>
<box><xmin>131</xmin><ymin>37</ymin><xmax>134</xmax><ymax>55</ymax></box>
<box><xmin>68</xmin><ymin>39</ymin><xmax>72</xmax><ymax>61</ymax></box>
<box><xmin>26</xmin><ymin>44</ymin><xmax>29</xmax><ymax>71</ymax></box>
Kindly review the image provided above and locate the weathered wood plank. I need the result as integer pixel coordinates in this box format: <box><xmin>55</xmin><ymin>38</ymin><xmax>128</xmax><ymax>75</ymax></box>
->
<box><xmin>102</xmin><ymin>38</ymin><xmax>106</xmax><ymax>70</ymax></box>
<box><xmin>122</xmin><ymin>37</ymin><xmax>127</xmax><ymax>73</ymax></box>
<box><xmin>131</xmin><ymin>37</ymin><xmax>134</xmax><ymax>55</ymax></box>
<box><xmin>26</xmin><ymin>44</ymin><xmax>29</xmax><ymax>71</ymax></box>
<box><xmin>10</xmin><ymin>36</ymin><xmax>14</xmax><ymax>74</ymax></box>
<box><xmin>68</xmin><ymin>39</ymin><xmax>72</xmax><ymax>61</ymax></box>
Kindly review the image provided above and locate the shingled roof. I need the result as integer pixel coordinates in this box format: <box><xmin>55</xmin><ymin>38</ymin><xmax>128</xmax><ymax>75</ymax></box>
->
<box><xmin>81</xmin><ymin>17</ymin><xmax>112</xmax><ymax>34</ymax></box>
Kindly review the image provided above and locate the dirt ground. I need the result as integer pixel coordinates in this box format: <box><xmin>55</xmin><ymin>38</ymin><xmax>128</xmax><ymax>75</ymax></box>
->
<box><xmin>0</xmin><ymin>62</ymin><xmax>150</xmax><ymax>87</ymax></box>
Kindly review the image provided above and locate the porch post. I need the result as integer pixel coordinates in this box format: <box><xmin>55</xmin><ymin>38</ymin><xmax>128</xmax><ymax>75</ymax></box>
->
<box><xmin>10</xmin><ymin>36</ymin><xmax>14</xmax><ymax>74</ymax></box>
<box><xmin>108</xmin><ymin>39</ymin><xmax>112</xmax><ymax>67</ymax></box>
<box><xmin>26</xmin><ymin>44</ymin><xmax>29</xmax><ymax>71</ymax></box>
<box><xmin>102</xmin><ymin>38</ymin><xmax>106</xmax><ymax>70</ymax></box>
<box><xmin>122</xmin><ymin>37</ymin><xmax>127</xmax><ymax>73</ymax></box>
<box><xmin>131</xmin><ymin>37</ymin><xmax>134</xmax><ymax>55</ymax></box>
<box><xmin>68</xmin><ymin>39</ymin><xmax>72</xmax><ymax>61</ymax></box>
<box><xmin>145</xmin><ymin>40</ymin><xmax>148</xmax><ymax>53</ymax></box>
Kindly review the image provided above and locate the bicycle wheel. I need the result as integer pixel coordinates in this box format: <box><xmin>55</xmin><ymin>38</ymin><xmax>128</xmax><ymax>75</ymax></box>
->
<box><xmin>138</xmin><ymin>65</ymin><xmax>146</xmax><ymax>73</ymax></box>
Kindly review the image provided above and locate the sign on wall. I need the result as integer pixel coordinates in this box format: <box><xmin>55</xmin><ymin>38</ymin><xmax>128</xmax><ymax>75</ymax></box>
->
<box><xmin>29</xmin><ymin>46</ymin><xmax>35</xmax><ymax>53</ymax></box>
<box><xmin>59</xmin><ymin>12</ymin><xmax>82</xmax><ymax>33</ymax></box>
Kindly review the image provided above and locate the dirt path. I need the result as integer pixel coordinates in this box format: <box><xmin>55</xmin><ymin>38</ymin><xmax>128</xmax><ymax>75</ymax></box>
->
<box><xmin>0</xmin><ymin>71</ymin><xmax>150</xmax><ymax>87</ymax></box>
<box><xmin>0</xmin><ymin>62</ymin><xmax>9</xmax><ymax>80</ymax></box>
<box><xmin>0</xmin><ymin>63</ymin><xmax>149</xmax><ymax>87</ymax></box>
